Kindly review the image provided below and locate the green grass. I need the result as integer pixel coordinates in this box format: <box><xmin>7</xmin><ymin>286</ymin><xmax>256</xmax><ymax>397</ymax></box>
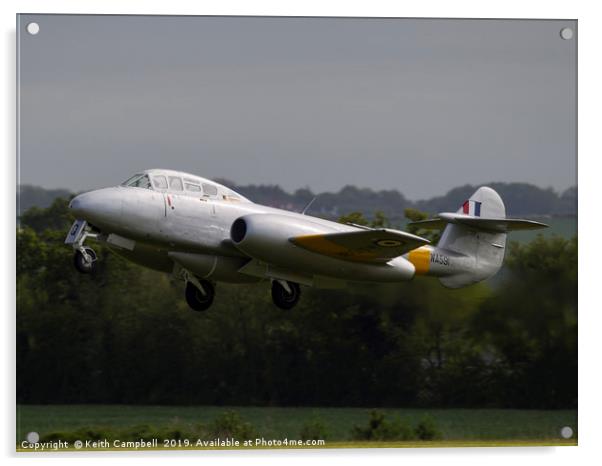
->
<box><xmin>16</xmin><ymin>405</ymin><xmax>577</xmax><ymax>446</ymax></box>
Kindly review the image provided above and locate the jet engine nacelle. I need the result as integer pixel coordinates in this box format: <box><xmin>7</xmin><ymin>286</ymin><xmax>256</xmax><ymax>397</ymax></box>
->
<box><xmin>231</xmin><ymin>213</ymin><xmax>332</xmax><ymax>265</ymax></box>
<box><xmin>230</xmin><ymin>213</ymin><xmax>416</xmax><ymax>282</ymax></box>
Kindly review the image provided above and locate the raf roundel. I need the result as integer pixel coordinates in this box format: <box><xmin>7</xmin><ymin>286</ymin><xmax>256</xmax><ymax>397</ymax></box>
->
<box><xmin>375</xmin><ymin>239</ymin><xmax>403</xmax><ymax>247</ymax></box>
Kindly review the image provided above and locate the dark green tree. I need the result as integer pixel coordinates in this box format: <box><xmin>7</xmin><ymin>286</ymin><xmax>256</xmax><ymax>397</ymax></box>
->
<box><xmin>404</xmin><ymin>208</ymin><xmax>441</xmax><ymax>244</ymax></box>
<box><xmin>16</xmin><ymin>197</ymin><xmax>577</xmax><ymax>410</ymax></box>
<box><xmin>470</xmin><ymin>236</ymin><xmax>578</xmax><ymax>408</ymax></box>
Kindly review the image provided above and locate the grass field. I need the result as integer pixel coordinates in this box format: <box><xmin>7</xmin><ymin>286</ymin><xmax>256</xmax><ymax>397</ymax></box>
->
<box><xmin>16</xmin><ymin>405</ymin><xmax>577</xmax><ymax>449</ymax></box>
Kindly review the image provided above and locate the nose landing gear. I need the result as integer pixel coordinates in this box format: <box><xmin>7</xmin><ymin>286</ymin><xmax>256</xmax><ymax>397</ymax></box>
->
<box><xmin>271</xmin><ymin>280</ymin><xmax>301</xmax><ymax>310</ymax></box>
<box><xmin>65</xmin><ymin>220</ymin><xmax>99</xmax><ymax>274</ymax></box>
<box><xmin>74</xmin><ymin>247</ymin><xmax>98</xmax><ymax>274</ymax></box>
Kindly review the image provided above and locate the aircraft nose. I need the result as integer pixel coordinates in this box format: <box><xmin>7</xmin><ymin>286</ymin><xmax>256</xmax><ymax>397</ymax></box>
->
<box><xmin>68</xmin><ymin>195</ymin><xmax>84</xmax><ymax>214</ymax></box>
<box><xmin>69</xmin><ymin>188</ymin><xmax>123</xmax><ymax>227</ymax></box>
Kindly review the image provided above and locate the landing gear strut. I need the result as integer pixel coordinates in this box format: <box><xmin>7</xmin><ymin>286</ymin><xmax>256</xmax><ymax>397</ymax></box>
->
<box><xmin>180</xmin><ymin>268</ymin><xmax>214</xmax><ymax>311</ymax></box>
<box><xmin>66</xmin><ymin>220</ymin><xmax>99</xmax><ymax>275</ymax></box>
<box><xmin>185</xmin><ymin>280</ymin><xmax>215</xmax><ymax>312</ymax></box>
<box><xmin>74</xmin><ymin>247</ymin><xmax>98</xmax><ymax>274</ymax></box>
<box><xmin>271</xmin><ymin>280</ymin><xmax>301</xmax><ymax>310</ymax></box>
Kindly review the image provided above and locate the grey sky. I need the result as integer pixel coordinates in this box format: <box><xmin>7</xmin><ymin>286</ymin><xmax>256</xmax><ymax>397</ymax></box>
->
<box><xmin>17</xmin><ymin>15</ymin><xmax>576</xmax><ymax>200</ymax></box>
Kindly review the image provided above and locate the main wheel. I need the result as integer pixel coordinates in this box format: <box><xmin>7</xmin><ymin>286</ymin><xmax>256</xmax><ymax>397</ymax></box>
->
<box><xmin>73</xmin><ymin>247</ymin><xmax>97</xmax><ymax>274</ymax></box>
<box><xmin>271</xmin><ymin>280</ymin><xmax>301</xmax><ymax>310</ymax></box>
<box><xmin>185</xmin><ymin>280</ymin><xmax>215</xmax><ymax>312</ymax></box>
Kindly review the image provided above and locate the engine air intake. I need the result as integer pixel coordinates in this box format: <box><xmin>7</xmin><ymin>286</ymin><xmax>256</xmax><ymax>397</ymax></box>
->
<box><xmin>230</xmin><ymin>217</ymin><xmax>247</xmax><ymax>243</ymax></box>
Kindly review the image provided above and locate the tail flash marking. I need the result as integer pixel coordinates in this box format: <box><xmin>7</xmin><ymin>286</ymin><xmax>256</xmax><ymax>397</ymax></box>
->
<box><xmin>461</xmin><ymin>200</ymin><xmax>482</xmax><ymax>217</ymax></box>
<box><xmin>408</xmin><ymin>247</ymin><xmax>431</xmax><ymax>275</ymax></box>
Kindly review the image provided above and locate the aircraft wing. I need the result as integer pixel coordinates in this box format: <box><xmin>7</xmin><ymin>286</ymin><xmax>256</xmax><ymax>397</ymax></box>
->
<box><xmin>290</xmin><ymin>228</ymin><xmax>430</xmax><ymax>263</ymax></box>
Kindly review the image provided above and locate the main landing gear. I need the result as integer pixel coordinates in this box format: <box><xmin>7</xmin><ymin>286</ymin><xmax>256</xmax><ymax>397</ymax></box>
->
<box><xmin>185</xmin><ymin>280</ymin><xmax>215</xmax><ymax>312</ymax></box>
<box><xmin>271</xmin><ymin>280</ymin><xmax>301</xmax><ymax>310</ymax></box>
<box><xmin>180</xmin><ymin>273</ymin><xmax>301</xmax><ymax>312</ymax></box>
<box><xmin>180</xmin><ymin>269</ymin><xmax>215</xmax><ymax>312</ymax></box>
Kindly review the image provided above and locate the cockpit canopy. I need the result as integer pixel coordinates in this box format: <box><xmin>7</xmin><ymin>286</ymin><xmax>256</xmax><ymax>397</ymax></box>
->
<box><xmin>122</xmin><ymin>174</ymin><xmax>152</xmax><ymax>189</ymax></box>
<box><xmin>121</xmin><ymin>170</ymin><xmax>249</xmax><ymax>202</ymax></box>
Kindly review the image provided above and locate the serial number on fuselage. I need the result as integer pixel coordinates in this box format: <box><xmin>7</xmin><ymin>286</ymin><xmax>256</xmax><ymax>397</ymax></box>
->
<box><xmin>431</xmin><ymin>253</ymin><xmax>450</xmax><ymax>266</ymax></box>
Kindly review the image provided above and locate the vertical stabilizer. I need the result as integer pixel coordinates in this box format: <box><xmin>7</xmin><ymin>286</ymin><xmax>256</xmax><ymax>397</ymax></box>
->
<box><xmin>437</xmin><ymin>187</ymin><xmax>507</xmax><ymax>288</ymax></box>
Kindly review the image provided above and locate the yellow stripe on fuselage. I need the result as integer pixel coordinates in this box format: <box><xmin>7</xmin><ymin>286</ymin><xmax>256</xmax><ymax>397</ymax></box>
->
<box><xmin>408</xmin><ymin>247</ymin><xmax>431</xmax><ymax>275</ymax></box>
<box><xmin>291</xmin><ymin>235</ymin><xmax>379</xmax><ymax>262</ymax></box>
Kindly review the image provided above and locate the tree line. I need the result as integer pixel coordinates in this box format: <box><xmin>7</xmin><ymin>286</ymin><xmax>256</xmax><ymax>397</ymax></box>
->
<box><xmin>16</xmin><ymin>198</ymin><xmax>577</xmax><ymax>408</ymax></box>
<box><xmin>18</xmin><ymin>182</ymin><xmax>577</xmax><ymax>224</ymax></box>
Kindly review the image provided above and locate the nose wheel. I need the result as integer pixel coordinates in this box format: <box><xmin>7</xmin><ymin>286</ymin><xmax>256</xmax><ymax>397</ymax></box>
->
<box><xmin>271</xmin><ymin>280</ymin><xmax>301</xmax><ymax>310</ymax></box>
<box><xmin>74</xmin><ymin>247</ymin><xmax>98</xmax><ymax>274</ymax></box>
<box><xmin>66</xmin><ymin>220</ymin><xmax>100</xmax><ymax>275</ymax></box>
<box><xmin>185</xmin><ymin>280</ymin><xmax>215</xmax><ymax>312</ymax></box>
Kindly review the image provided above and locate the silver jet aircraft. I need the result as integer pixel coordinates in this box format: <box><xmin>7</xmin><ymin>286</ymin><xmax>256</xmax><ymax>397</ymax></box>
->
<box><xmin>65</xmin><ymin>169</ymin><xmax>547</xmax><ymax>311</ymax></box>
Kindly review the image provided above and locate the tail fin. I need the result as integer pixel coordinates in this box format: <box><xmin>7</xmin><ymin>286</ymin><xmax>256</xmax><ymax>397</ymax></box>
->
<box><xmin>438</xmin><ymin>187</ymin><xmax>507</xmax><ymax>288</ymax></box>
<box><xmin>409</xmin><ymin>186</ymin><xmax>548</xmax><ymax>288</ymax></box>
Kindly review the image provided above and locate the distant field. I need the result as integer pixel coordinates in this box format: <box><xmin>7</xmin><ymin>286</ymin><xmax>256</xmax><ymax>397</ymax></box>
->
<box><xmin>17</xmin><ymin>405</ymin><xmax>577</xmax><ymax>448</ymax></box>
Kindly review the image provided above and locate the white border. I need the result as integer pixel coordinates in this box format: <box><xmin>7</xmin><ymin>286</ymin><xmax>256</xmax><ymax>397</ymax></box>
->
<box><xmin>3</xmin><ymin>1</ymin><xmax>600</xmax><ymax>465</ymax></box>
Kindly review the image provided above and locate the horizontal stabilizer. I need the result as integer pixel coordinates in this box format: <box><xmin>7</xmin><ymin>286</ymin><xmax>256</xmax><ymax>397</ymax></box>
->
<box><xmin>410</xmin><ymin>212</ymin><xmax>548</xmax><ymax>233</ymax></box>
<box><xmin>291</xmin><ymin>228</ymin><xmax>430</xmax><ymax>263</ymax></box>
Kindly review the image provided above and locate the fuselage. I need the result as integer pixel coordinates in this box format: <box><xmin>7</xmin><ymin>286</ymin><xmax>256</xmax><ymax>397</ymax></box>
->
<box><xmin>69</xmin><ymin>169</ymin><xmax>418</xmax><ymax>285</ymax></box>
<box><xmin>66</xmin><ymin>172</ymin><xmax>546</xmax><ymax>311</ymax></box>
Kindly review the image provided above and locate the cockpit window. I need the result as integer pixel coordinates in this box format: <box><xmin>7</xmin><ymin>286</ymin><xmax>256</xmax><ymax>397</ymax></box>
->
<box><xmin>168</xmin><ymin>176</ymin><xmax>183</xmax><ymax>191</ymax></box>
<box><xmin>185</xmin><ymin>183</ymin><xmax>202</xmax><ymax>192</ymax></box>
<box><xmin>123</xmin><ymin>174</ymin><xmax>152</xmax><ymax>189</ymax></box>
<box><xmin>152</xmin><ymin>175</ymin><xmax>168</xmax><ymax>190</ymax></box>
<box><xmin>121</xmin><ymin>174</ymin><xmax>143</xmax><ymax>186</ymax></box>
<box><xmin>202</xmin><ymin>183</ymin><xmax>218</xmax><ymax>197</ymax></box>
